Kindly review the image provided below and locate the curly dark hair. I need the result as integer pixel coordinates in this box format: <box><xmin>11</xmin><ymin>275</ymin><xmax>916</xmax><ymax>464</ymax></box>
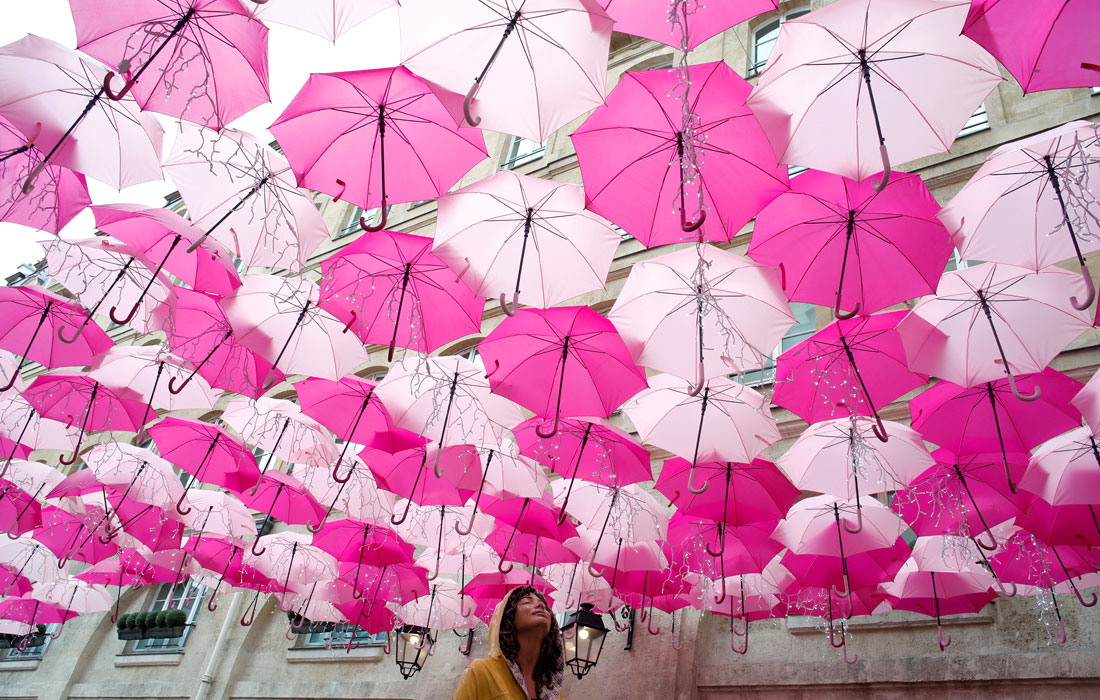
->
<box><xmin>497</xmin><ymin>585</ymin><xmax>563</xmax><ymax>697</ymax></box>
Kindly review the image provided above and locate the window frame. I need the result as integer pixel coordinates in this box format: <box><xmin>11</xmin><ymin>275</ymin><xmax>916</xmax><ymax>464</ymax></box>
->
<box><xmin>750</xmin><ymin>7</ymin><xmax>811</xmax><ymax>77</ymax></box>
<box><xmin>294</xmin><ymin>624</ymin><xmax>388</xmax><ymax>650</ymax></box>
<box><xmin>127</xmin><ymin>580</ymin><xmax>205</xmax><ymax>654</ymax></box>
<box><xmin>732</xmin><ymin>301</ymin><xmax>817</xmax><ymax>387</ymax></box>
<box><xmin>501</xmin><ymin>136</ymin><xmax>545</xmax><ymax>170</ymax></box>
<box><xmin>0</xmin><ymin>623</ymin><xmax>58</xmax><ymax>661</ymax></box>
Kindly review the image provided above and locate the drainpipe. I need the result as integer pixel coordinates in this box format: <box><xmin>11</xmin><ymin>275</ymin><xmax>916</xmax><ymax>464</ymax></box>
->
<box><xmin>193</xmin><ymin>592</ymin><xmax>242</xmax><ymax>700</ymax></box>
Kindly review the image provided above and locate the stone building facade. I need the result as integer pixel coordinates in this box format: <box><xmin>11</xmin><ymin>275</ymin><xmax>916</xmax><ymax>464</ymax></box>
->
<box><xmin>3</xmin><ymin>2</ymin><xmax>1100</xmax><ymax>698</ymax></box>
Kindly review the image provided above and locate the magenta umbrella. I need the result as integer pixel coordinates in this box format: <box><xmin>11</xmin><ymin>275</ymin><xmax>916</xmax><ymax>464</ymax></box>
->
<box><xmin>157</xmin><ymin>286</ymin><xmax>284</xmax><ymax>400</ymax></box>
<box><xmin>479</xmin><ymin>306</ymin><xmax>647</xmax><ymax>438</ymax></box>
<box><xmin>1021</xmin><ymin>426</ymin><xmax>1100</xmax><ymax>508</ymax></box>
<box><xmin>656</xmin><ymin>458</ymin><xmax>799</xmax><ymax>530</ymax></box>
<box><xmin>432</xmin><ymin>169</ymin><xmax>621</xmax><ymax>314</ymax></box>
<box><xmin>400</xmin><ymin>0</ymin><xmax>613</xmax><ymax>143</ymax></box>
<box><xmin>749</xmin><ymin>170</ymin><xmax>952</xmax><ymax>317</ymax></box>
<box><xmin>0</xmin><ymin>286</ymin><xmax>113</xmax><ymax>393</ymax></box>
<box><xmin>89</xmin><ymin>345</ymin><xmax>221</xmax><ymax>429</ymax></box>
<box><xmin>0</xmin><ymin>115</ymin><xmax>89</xmax><ymax>234</ymax></box>
<box><xmin>312</xmin><ymin>518</ymin><xmax>416</xmax><ymax>574</ymax></box>
<box><xmin>31</xmin><ymin>504</ymin><xmax>118</xmax><ymax>567</ymax></box>
<box><xmin>881</xmin><ymin>556</ymin><xmax>997</xmax><ymax>651</ymax></box>
<box><xmin>320</xmin><ymin>229</ymin><xmax>484</xmax><ymax>360</ymax></box>
<box><xmin>910</xmin><ymin>369</ymin><xmax>1082</xmax><ymax>492</ymax></box>
<box><xmin>0</xmin><ymin>34</ymin><xmax>164</xmax><ymax>192</ymax></box>
<box><xmin>241</xmin><ymin>0</ymin><xmax>396</xmax><ymax>41</ymax></box>
<box><xmin>71</xmin><ymin>0</ymin><xmax>269</xmax><ymax>129</ymax></box>
<box><xmin>601</xmin><ymin>0</ymin><xmax>776</xmax><ymax>50</ymax></box>
<box><xmin>240</xmin><ymin>471</ymin><xmax>326</xmax><ymax>554</ymax></box>
<box><xmin>147</xmin><ymin>416</ymin><xmax>261</xmax><ymax>513</ymax></box>
<box><xmin>0</xmin><ymin>460</ymin><xmax>64</xmax><ymax>538</ymax></box>
<box><xmin>773</xmin><ymin>310</ymin><xmax>927</xmax><ymax>435</ymax></box>
<box><xmin>367</xmin><ymin>444</ymin><xmax>481</xmax><ymax>526</ymax></box>
<box><xmin>668</xmin><ymin>516</ymin><xmax>783</xmax><ymax>588</ymax></box>
<box><xmin>270</xmin><ymin>65</ymin><xmax>487</xmax><ymax>230</ymax></box>
<box><xmin>572</xmin><ymin>61</ymin><xmax>788</xmax><ymax>246</ymax></box>
<box><xmin>746</xmin><ymin>0</ymin><xmax>1002</xmax><ymax>187</ymax></box>
<box><xmin>962</xmin><ymin>0</ymin><xmax>1099</xmax><ymax>94</ymax></box>
<box><xmin>89</xmin><ymin>203</ymin><xmax>242</xmax><ymax>297</ymax></box>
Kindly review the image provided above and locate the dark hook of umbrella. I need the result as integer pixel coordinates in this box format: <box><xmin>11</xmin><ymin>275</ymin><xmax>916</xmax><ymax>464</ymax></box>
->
<box><xmin>931</xmin><ymin>571</ymin><xmax>951</xmax><ymax>651</ymax></box>
<box><xmin>857</xmin><ymin>48</ymin><xmax>891</xmax><ymax>192</ymax></box>
<box><xmin>833</xmin><ymin>210</ymin><xmax>862</xmax><ymax>319</ymax></box>
<box><xmin>685</xmin><ymin>387</ymin><xmax>711</xmax><ymax>494</ymax></box>
<box><xmin>387</xmin><ymin>262</ymin><xmax>414</xmax><ymax>361</ymax></box>
<box><xmin>974</xmin><ymin>289</ymin><xmax>1041</xmax><ymax>403</ymax></box>
<box><xmin>391</xmin><ymin>450</ymin><xmax>429</xmax><ymax>526</ymax></box>
<box><xmin>57</xmin><ymin>260</ymin><xmax>133</xmax><ymax>345</ymax></box>
<box><xmin>953</xmin><ymin>460</ymin><xmax>999</xmax><ymax>552</ymax></box>
<box><xmin>675</xmin><ymin>131</ymin><xmax>706</xmax><ymax>233</ymax></box>
<box><xmin>536</xmin><ymin>336</ymin><xmax>571</xmax><ymax>438</ymax></box>
<box><xmin>206</xmin><ymin>544</ymin><xmax>240</xmax><ymax>612</ymax></box>
<box><xmin>102</xmin><ymin>7</ymin><xmax>197</xmax><ymax>101</ymax></box>
<box><xmin>239</xmin><ymin>588</ymin><xmax>261</xmax><ymax>626</ymax></box>
<box><xmin>168</xmin><ymin>329</ymin><xmax>231</xmax><ymax>394</ymax></box>
<box><xmin>500</xmin><ymin>207</ymin><xmax>535</xmax><ymax>316</ymax></box>
<box><xmin>730</xmin><ymin>576</ymin><xmax>748</xmax><ymax>655</ymax></box>
<box><xmin>831</xmin><ymin>504</ymin><xmax>854</xmax><ymax>608</ymax></box>
<box><xmin>4</xmin><ymin>302</ymin><xmax>50</xmax><ymax>389</ymax></box>
<box><xmin>686</xmin><ymin>287</ymin><xmax>706</xmax><ymax>397</ymax></box>
<box><xmin>1043</xmin><ymin>155</ymin><xmax>1095</xmax><ymax>310</ymax></box>
<box><xmin>1050</xmin><ymin>545</ymin><xmax>1098</xmax><ymax>608</ymax></box>
<box><xmin>260</xmin><ymin>299</ymin><xmax>312</xmax><ymax>391</ymax></box>
<box><xmin>330</xmin><ymin>392</ymin><xmax>373</xmax><ymax>484</ymax></box>
<box><xmin>970</xmin><ymin>536</ymin><xmax>1016</xmax><ymax>598</ymax></box>
<box><xmin>59</xmin><ymin>382</ymin><xmax>99</xmax><ymax>466</ymax></box>
<box><xmin>187</xmin><ymin>173</ymin><xmax>273</xmax><ymax>254</ymax></box>
<box><xmin>175</xmin><ymin>433</ymin><xmax>220</xmax><ymax>516</ymax></box>
<box><xmin>844</xmin><ymin>425</ymin><xmax>865</xmax><ymax>535</ymax></box>
<box><xmin>463</xmin><ymin>8</ymin><xmax>523</xmax><ymax>127</ymax></box>
<box><xmin>109</xmin><ymin>234</ymin><xmax>181</xmax><ymax>326</ymax></box>
<box><xmin>496</xmin><ymin>499</ymin><xmax>529</xmax><ymax>574</ymax></box>
<box><xmin>556</xmin><ymin>424</ymin><xmax>593</xmax><ymax>524</ymax></box>
<box><xmin>431</xmin><ymin>370</ymin><xmax>462</xmax><ymax>478</ymax></box>
<box><xmin>457</xmin><ymin>450</ymin><xmax>493</xmax><ymax>535</ymax></box>
<box><xmin>22</xmin><ymin>87</ymin><xmax>106</xmax><ymax>195</ymax></box>
<box><xmin>362</xmin><ymin>104</ymin><xmax>389</xmax><ymax>233</ymax></box>
<box><xmin>839</xmin><ymin>334</ymin><xmax>888</xmax><ymax>442</ymax></box>
<box><xmin>984</xmin><ymin>382</ymin><xmax>1020</xmax><ymax>495</ymax></box>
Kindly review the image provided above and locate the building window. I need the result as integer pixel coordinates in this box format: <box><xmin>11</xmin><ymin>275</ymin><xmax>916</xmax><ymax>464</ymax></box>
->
<box><xmin>750</xmin><ymin>8</ymin><xmax>811</xmax><ymax>76</ymax></box>
<box><xmin>958</xmin><ymin>103</ymin><xmax>989</xmax><ymax>138</ymax></box>
<box><xmin>788</xmin><ymin>164</ymin><xmax>808</xmax><ymax>178</ymax></box>
<box><xmin>733</xmin><ymin>301</ymin><xmax>816</xmax><ymax>386</ymax></box>
<box><xmin>129</xmin><ymin>580</ymin><xmax>204</xmax><ymax>653</ymax></box>
<box><xmin>0</xmin><ymin>624</ymin><xmax>57</xmax><ymax>661</ymax></box>
<box><xmin>453</xmin><ymin>343</ymin><xmax>486</xmax><ymax>373</ymax></box>
<box><xmin>295</xmin><ymin>624</ymin><xmax>387</xmax><ymax>649</ymax></box>
<box><xmin>501</xmin><ymin>136</ymin><xmax>545</xmax><ymax>170</ymax></box>
<box><xmin>610</xmin><ymin>223</ymin><xmax>633</xmax><ymax>241</ymax></box>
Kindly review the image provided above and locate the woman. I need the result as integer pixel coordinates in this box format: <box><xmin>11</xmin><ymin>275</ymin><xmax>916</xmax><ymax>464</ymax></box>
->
<box><xmin>453</xmin><ymin>585</ymin><xmax>565</xmax><ymax>700</ymax></box>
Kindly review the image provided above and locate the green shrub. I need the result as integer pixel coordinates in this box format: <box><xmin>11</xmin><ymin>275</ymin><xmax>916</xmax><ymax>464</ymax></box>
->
<box><xmin>34</xmin><ymin>624</ymin><xmax>45</xmax><ymax>636</ymax></box>
<box><xmin>131</xmin><ymin>612</ymin><xmax>148</xmax><ymax>629</ymax></box>
<box><xmin>116</xmin><ymin>613</ymin><xmax>130</xmax><ymax>630</ymax></box>
<box><xmin>165</xmin><ymin>609</ymin><xmax>187</xmax><ymax>627</ymax></box>
<box><xmin>153</xmin><ymin>610</ymin><xmax>168</xmax><ymax>628</ymax></box>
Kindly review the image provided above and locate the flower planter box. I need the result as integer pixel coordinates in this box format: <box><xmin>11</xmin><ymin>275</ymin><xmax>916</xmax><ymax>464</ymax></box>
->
<box><xmin>117</xmin><ymin>628</ymin><xmax>144</xmax><ymax>641</ymax></box>
<box><xmin>291</xmin><ymin>621</ymin><xmax>336</xmax><ymax>635</ymax></box>
<box><xmin>0</xmin><ymin>634</ymin><xmax>46</xmax><ymax>649</ymax></box>
<box><xmin>143</xmin><ymin>625</ymin><xmax>186</xmax><ymax>639</ymax></box>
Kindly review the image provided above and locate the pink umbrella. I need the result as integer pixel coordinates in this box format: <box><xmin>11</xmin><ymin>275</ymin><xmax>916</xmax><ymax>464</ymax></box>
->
<box><xmin>773</xmin><ymin>310</ymin><xmax>927</xmax><ymax>434</ymax></box>
<box><xmin>745</xmin><ymin>0</ymin><xmax>1002</xmax><ymax>187</ymax></box>
<box><xmin>601</xmin><ymin>0</ymin><xmax>775</xmax><ymax>50</ymax></box>
<box><xmin>0</xmin><ymin>34</ymin><xmax>164</xmax><ymax>192</ymax></box>
<box><xmin>404</xmin><ymin>578</ymin><xmax>480</xmax><ymax>633</ymax></box>
<box><xmin>394</xmin><ymin>504</ymin><xmax>493</xmax><ymax>574</ymax></box>
<box><xmin>880</xmin><ymin>557</ymin><xmax>997</xmax><ymax>651</ymax></box>
<box><xmin>71</xmin><ymin>0</ymin><xmax>269</xmax><ymax>129</ymax></box>
<box><xmin>313</xmin><ymin>518</ymin><xmax>416</xmax><ymax>576</ymax></box>
<box><xmin>320</xmin><ymin>229</ymin><xmax>485</xmax><ymax>360</ymax></box>
<box><xmin>448</xmin><ymin>445</ymin><xmax>549</xmax><ymax>536</ymax></box>
<box><xmin>240</xmin><ymin>0</ymin><xmax>396</xmax><ymax>41</ymax></box>
<box><xmin>222</xmin><ymin>396</ymin><xmax>339</xmax><ymax>472</ymax></box>
<box><xmin>572</xmin><ymin>62</ymin><xmax>788</xmax><ymax>245</ymax></box>
<box><xmin>607</xmin><ymin>244</ymin><xmax>793</xmax><ymax>386</ymax></box>
<box><xmin>783</xmin><ymin>539</ymin><xmax>909</xmax><ymax>593</ymax></box>
<box><xmin>0</xmin><ymin>461</ymin><xmax>64</xmax><ymax>538</ymax></box>
<box><xmin>338</xmin><ymin>563</ymin><xmax>428</xmax><ymax>632</ymax></box>
<box><xmin>178</xmin><ymin>490</ymin><xmax>255</xmax><ymax>545</ymax></box>
<box><xmin>222</xmin><ymin>274</ymin><xmax>370</xmax><ymax>386</ymax></box>
<box><xmin>1018</xmin><ymin>498</ymin><xmax>1100</xmax><ymax>550</ymax></box>
<box><xmin>296</xmin><ymin>454</ymin><xmax>397</xmax><ymax>530</ymax></box>
<box><xmin>246</xmin><ymin>532</ymin><xmax>338</xmax><ymax>613</ymax></box>
<box><xmin>147</xmin><ymin>416</ymin><xmax>262</xmax><ymax>512</ymax></box>
<box><xmin>910</xmin><ymin>370</ymin><xmax>1082</xmax><ymax>492</ymax></box>
<box><xmin>31</xmin><ymin>576</ymin><xmax>113</xmax><ymax>637</ymax></box>
<box><xmin>0</xmin><ymin>597</ymin><xmax>77</xmax><ymax>630</ymax></box>
<box><xmin>623</xmin><ymin>374</ymin><xmax>777</xmax><ymax>492</ymax></box>
<box><xmin>74</xmin><ymin>558</ymin><xmax>151</xmax><ymax>623</ymax></box>
<box><xmin>31</xmin><ymin>505</ymin><xmax>118</xmax><ymax>567</ymax></box>
<box><xmin>184</xmin><ymin>536</ymin><xmax>274</xmax><ymax>611</ymax></box>
<box><xmin>89</xmin><ymin>203</ymin><xmax>242</xmax><ymax>297</ymax></box>
<box><xmin>1021</xmin><ymin>426</ymin><xmax>1100</xmax><ymax>508</ymax></box>
<box><xmin>668</xmin><ymin>516</ymin><xmax>783</xmax><ymax>594</ymax></box>
<box><xmin>0</xmin><ymin>535</ymin><xmax>61</xmax><ymax>594</ymax></box>
<box><xmin>157</xmin><ymin>286</ymin><xmax>284</xmax><ymax>400</ymax></box>
<box><xmin>0</xmin><ymin>115</ymin><xmax>89</xmax><ymax>234</ymax></box>
<box><xmin>0</xmin><ymin>397</ymin><xmax>79</xmax><ymax>475</ymax></box>
<box><xmin>556</xmin><ymin>482</ymin><xmax>668</xmax><ymax>567</ymax></box>
<box><xmin>89</xmin><ymin>345</ymin><xmax>220</xmax><ymax>429</ymax></box>
<box><xmin>749</xmin><ymin>170</ymin><xmax>952</xmax><ymax>317</ymax></box>
<box><xmin>703</xmin><ymin>571</ymin><xmax>786</xmax><ymax>656</ymax></box>
<box><xmin>656</xmin><ymin>458</ymin><xmax>799</xmax><ymax>530</ymax></box>
<box><xmin>962</xmin><ymin>0</ymin><xmax>1100</xmax><ymax>94</ymax></box>
<box><xmin>479</xmin><ymin>306</ymin><xmax>647</xmax><ymax>438</ymax></box>
<box><xmin>44</xmin><ymin>237</ymin><xmax>176</xmax><ymax>337</ymax></box>
<box><xmin>0</xmin><ymin>286</ymin><xmax>113</xmax><ymax>393</ymax></box>
<box><xmin>80</xmin><ymin>442</ymin><xmax>185</xmax><ymax>529</ymax></box>
<box><xmin>1072</xmin><ymin>370</ymin><xmax>1100</xmax><ymax>435</ymax></box>
<box><xmin>898</xmin><ymin>263</ymin><xmax>1094</xmax><ymax>398</ymax></box>
<box><xmin>940</xmin><ymin>120</ymin><xmax>1100</xmax><ymax>308</ymax></box>
<box><xmin>400</xmin><ymin>0</ymin><xmax>612</xmax><ymax>143</ymax></box>
<box><xmin>241</xmin><ymin>471</ymin><xmax>326</xmax><ymax>554</ymax></box>
<box><xmin>23</xmin><ymin>372</ymin><xmax>148</xmax><ymax>465</ymax></box>
<box><xmin>367</xmin><ymin>444</ymin><xmax>481</xmax><ymax>526</ymax></box>
<box><xmin>270</xmin><ymin>66</ymin><xmax>487</xmax><ymax>230</ymax></box>
<box><xmin>432</xmin><ymin>169</ymin><xmax>620</xmax><ymax>313</ymax></box>
<box><xmin>164</xmin><ymin>125</ymin><xmax>327</xmax><ymax>272</ymax></box>
<box><xmin>485</xmin><ymin>528</ymin><xmax>579</xmax><ymax>570</ymax></box>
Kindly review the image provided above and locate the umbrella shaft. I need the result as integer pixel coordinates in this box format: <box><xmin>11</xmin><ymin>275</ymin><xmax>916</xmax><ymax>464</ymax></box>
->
<box><xmin>1045</xmin><ymin>157</ymin><xmax>1086</xmax><ymax>265</ymax></box>
<box><xmin>0</xmin><ymin>144</ymin><xmax>30</xmax><ymax>164</ymax></box>
<box><xmin>124</xmin><ymin>7</ymin><xmax>198</xmax><ymax>88</ymax></box>
<box><xmin>858</xmin><ymin>52</ymin><xmax>886</xmax><ymax>145</ymax></box>
<box><xmin>4</xmin><ymin>411</ymin><xmax>34</xmax><ymax>470</ymax></box>
<box><xmin>514</xmin><ymin>210</ymin><xmax>534</xmax><ymax>296</ymax></box>
<box><xmin>474</xmin><ymin>10</ymin><xmax>522</xmax><ymax>85</ymax></box>
<box><xmin>39</xmin><ymin>87</ymin><xmax>107</xmax><ymax>169</ymax></box>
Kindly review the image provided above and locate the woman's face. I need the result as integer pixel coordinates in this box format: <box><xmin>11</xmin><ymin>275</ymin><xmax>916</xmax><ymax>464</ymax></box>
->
<box><xmin>513</xmin><ymin>592</ymin><xmax>552</xmax><ymax>635</ymax></box>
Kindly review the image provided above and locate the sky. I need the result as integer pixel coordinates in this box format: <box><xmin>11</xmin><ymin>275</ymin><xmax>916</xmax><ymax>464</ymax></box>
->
<box><xmin>0</xmin><ymin>0</ymin><xmax>401</xmax><ymax>279</ymax></box>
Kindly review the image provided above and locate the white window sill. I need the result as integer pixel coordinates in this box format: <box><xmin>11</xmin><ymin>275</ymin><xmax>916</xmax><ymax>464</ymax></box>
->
<box><xmin>114</xmin><ymin>651</ymin><xmax>184</xmax><ymax>667</ymax></box>
<box><xmin>787</xmin><ymin>608</ymin><xmax>993</xmax><ymax>635</ymax></box>
<box><xmin>0</xmin><ymin>658</ymin><xmax>41</xmax><ymax>671</ymax></box>
<box><xmin>286</xmin><ymin>645</ymin><xmax>385</xmax><ymax>664</ymax></box>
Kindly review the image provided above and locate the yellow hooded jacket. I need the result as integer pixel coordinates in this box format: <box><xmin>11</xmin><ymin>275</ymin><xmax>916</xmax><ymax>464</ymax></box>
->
<box><xmin>452</xmin><ymin>588</ymin><xmax>564</xmax><ymax>700</ymax></box>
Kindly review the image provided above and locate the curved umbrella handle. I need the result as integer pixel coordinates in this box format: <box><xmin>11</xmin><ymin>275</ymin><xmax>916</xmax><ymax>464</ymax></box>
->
<box><xmin>611</xmin><ymin>609</ymin><xmax>629</xmax><ymax>633</ymax></box>
<box><xmin>332</xmin><ymin>178</ymin><xmax>346</xmax><ymax>203</ymax></box>
<box><xmin>240</xmin><ymin>598</ymin><xmax>258</xmax><ymax>627</ymax></box>
<box><xmin>843</xmin><ymin>644</ymin><xmax>859</xmax><ymax>664</ymax></box>
<box><xmin>331</xmin><ymin>458</ymin><xmax>352</xmax><ymax>484</ymax></box>
<box><xmin>455</xmin><ymin>510</ymin><xmax>477</xmax><ymax>537</ymax></box>
<box><xmin>672</xmin><ymin>614</ymin><xmax>684</xmax><ymax>651</ymax></box>
<box><xmin>535</xmin><ymin>414</ymin><xmax>560</xmax><ymax>439</ymax></box>
<box><xmin>686</xmin><ymin>462</ymin><xmax>709</xmax><ymax>495</ymax></box>
<box><xmin>498</xmin><ymin>291</ymin><xmax>520</xmax><ymax>317</ymax></box>
<box><xmin>586</xmin><ymin>560</ymin><xmax>604</xmax><ymax>580</ymax></box>
<box><xmin>680</xmin><ymin>206</ymin><xmax>705</xmax><ymax>233</ymax></box>
<box><xmin>102</xmin><ymin>70</ymin><xmax>135</xmax><ymax>100</ymax></box>
<box><xmin>562</xmin><ymin>621</ymin><xmax>576</xmax><ymax>640</ymax></box>
<box><xmin>831</xmin><ymin>582</ymin><xmax>850</xmax><ymax>600</ymax></box>
<box><xmin>343</xmin><ymin>310</ymin><xmax>357</xmax><ymax>336</ymax></box>
<box><xmin>285</xmin><ymin>625</ymin><xmax>298</xmax><ymax>641</ymax></box>
<box><xmin>207</xmin><ymin>591</ymin><xmax>219</xmax><ymax>612</ymax></box>
<box><xmin>871</xmin><ymin>415</ymin><xmax>889</xmax><ymax>443</ymax></box>
<box><xmin>384</xmin><ymin>631</ymin><xmax>391</xmax><ymax>655</ymax></box>
<box><xmin>686</xmin><ymin>360</ymin><xmax>705</xmax><ymax>398</ymax></box>
<box><xmin>1057</xmin><ymin>619</ymin><xmax>1067</xmax><ymax>644</ymax></box>
<box><xmin>108</xmin><ymin>302</ymin><xmax>141</xmax><ymax>326</ymax></box>
<box><xmin>497</xmin><ymin>557</ymin><xmax>514</xmax><ymax>574</ymax></box>
<box><xmin>937</xmin><ymin>625</ymin><xmax>951</xmax><ymax>652</ymax></box>
<box><xmin>828</xmin><ymin>619</ymin><xmax>845</xmax><ymax>648</ymax></box>
<box><xmin>460</xmin><ymin>596</ymin><xmax>476</xmax><ymax>618</ymax></box>
<box><xmin>843</xmin><ymin>507</ymin><xmax>863</xmax><ymax>535</ymax></box>
<box><xmin>484</xmin><ymin>359</ymin><xmax>500</xmax><ymax>380</ymax></box>
<box><xmin>250</xmin><ymin>537</ymin><xmax>267</xmax><ymax>557</ymax></box>
<box><xmin>59</xmin><ymin>445</ymin><xmax>80</xmax><ymax>466</ymax></box>
<box><xmin>390</xmin><ymin>498</ymin><xmax>414</xmax><ymax>526</ymax></box>
<box><xmin>871</xmin><ymin>144</ymin><xmax>891</xmax><ymax>193</ymax></box>
<box><xmin>56</xmin><ymin>322</ymin><xmax>87</xmax><ymax>346</ymax></box>
<box><xmin>993</xmin><ymin>578</ymin><xmax>1016</xmax><ymax>598</ymax></box>
<box><xmin>1071</xmin><ymin>264</ymin><xmax>1095</xmax><ymax>310</ymax></box>
<box><xmin>705</xmin><ymin>530</ymin><xmax>724</xmax><ymax>558</ymax></box>
<box><xmin>426</xmin><ymin>552</ymin><xmax>441</xmax><ymax>582</ymax></box>
<box><xmin>731</xmin><ymin>628</ymin><xmax>748</xmax><ymax>655</ymax></box>
<box><xmin>974</xmin><ymin>530</ymin><xmax>998</xmax><ymax>551</ymax></box>
<box><xmin>647</xmin><ymin>612</ymin><xmax>660</xmax><ymax>635</ymax></box>
<box><xmin>22</xmin><ymin>160</ymin><xmax>48</xmax><ymax>195</ymax></box>
<box><xmin>777</xmin><ymin>262</ymin><xmax>786</xmax><ymax>291</ymax></box>
<box><xmin>167</xmin><ymin>374</ymin><xmax>192</xmax><ymax>395</ymax></box>
<box><xmin>345</xmin><ymin>633</ymin><xmax>360</xmax><ymax>654</ymax></box>
<box><xmin>834</xmin><ymin>297</ymin><xmax>860</xmax><ymax>321</ymax></box>
<box><xmin>712</xmin><ymin>578</ymin><xmax>727</xmax><ymax>606</ymax></box>
<box><xmin>463</xmin><ymin>81</ymin><xmax>482</xmax><ymax>127</ymax></box>
<box><xmin>1069</xmin><ymin>578</ymin><xmax>1097</xmax><ymax>608</ymax></box>
<box><xmin>175</xmin><ymin>491</ymin><xmax>192</xmax><ymax>517</ymax></box>
<box><xmin>361</xmin><ymin>202</ymin><xmax>388</xmax><ymax>232</ymax></box>
<box><xmin>1005</xmin><ymin>371</ymin><xmax>1041</xmax><ymax>403</ymax></box>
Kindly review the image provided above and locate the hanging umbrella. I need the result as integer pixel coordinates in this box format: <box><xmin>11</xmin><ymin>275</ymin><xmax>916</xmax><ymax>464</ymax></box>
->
<box><xmin>432</xmin><ymin>169</ymin><xmax>621</xmax><ymax>313</ymax></box>
<box><xmin>745</xmin><ymin>0</ymin><xmax>1002</xmax><ymax>187</ymax></box>
<box><xmin>31</xmin><ymin>576</ymin><xmax>113</xmax><ymax>636</ymax></box>
<box><xmin>164</xmin><ymin>124</ymin><xmax>328</xmax><ymax>272</ymax></box>
<box><xmin>240</xmin><ymin>0</ymin><xmax>396</xmax><ymax>42</ymax></box>
<box><xmin>0</xmin><ymin>286</ymin><xmax>113</xmax><ymax>393</ymax></box>
<box><xmin>898</xmin><ymin>264</ymin><xmax>1094</xmax><ymax>399</ymax></box>
<box><xmin>312</xmin><ymin>518</ymin><xmax>416</xmax><ymax>582</ymax></box>
<box><xmin>400</xmin><ymin>0</ymin><xmax>613</xmax><ymax>142</ymax></box>
<box><xmin>656</xmin><ymin>458</ymin><xmax>798</xmax><ymax>530</ymax></box>
<box><xmin>623</xmin><ymin>374</ymin><xmax>777</xmax><ymax>492</ymax></box>
<box><xmin>246</xmin><ymin>532</ymin><xmax>339</xmax><ymax>611</ymax></box>
<box><xmin>240</xmin><ymin>471</ymin><xmax>327</xmax><ymax>554</ymax></box>
<box><xmin>394</xmin><ymin>504</ymin><xmax>493</xmax><ymax>579</ymax></box>
<box><xmin>702</xmin><ymin>571</ymin><xmax>786</xmax><ymax>655</ymax></box>
<box><xmin>0</xmin><ymin>34</ymin><xmax>164</xmax><ymax>192</ymax></box>
<box><xmin>31</xmin><ymin>504</ymin><xmax>118</xmax><ymax>567</ymax></box>
<box><xmin>0</xmin><ymin>115</ymin><xmax>89</xmax><ymax>234</ymax></box>
<box><xmin>222</xmin><ymin>274</ymin><xmax>370</xmax><ymax>386</ymax></box>
<box><xmin>910</xmin><ymin>369</ymin><xmax>1082</xmax><ymax>492</ymax></box>
<box><xmin>749</xmin><ymin>170</ymin><xmax>952</xmax><ymax>317</ymax></box>
<box><xmin>80</xmin><ymin>442</ymin><xmax>185</xmax><ymax>529</ymax></box>
<box><xmin>607</xmin><ymin>243</ymin><xmax>793</xmax><ymax>386</ymax></box>
<box><xmin>296</xmin><ymin>454</ymin><xmax>397</xmax><ymax>530</ymax></box>
<box><xmin>667</xmin><ymin>515</ymin><xmax>783</xmax><ymax>597</ymax></box>
<box><xmin>270</xmin><ymin>65</ymin><xmax>487</xmax><ymax>231</ymax></box>
<box><xmin>572</xmin><ymin>61</ymin><xmax>788</xmax><ymax>246</ymax></box>
<box><xmin>941</xmin><ymin>120</ymin><xmax>1100</xmax><ymax>309</ymax></box>
<box><xmin>880</xmin><ymin>556</ymin><xmax>997</xmax><ymax>651</ymax></box>
<box><xmin>178</xmin><ymin>490</ymin><xmax>256</xmax><ymax>545</ymax></box>
<box><xmin>479</xmin><ymin>306</ymin><xmax>647</xmax><ymax>438</ymax></box>
<box><xmin>157</xmin><ymin>286</ymin><xmax>284</xmax><ymax>400</ymax></box>
<box><xmin>555</xmin><ymin>482</ymin><xmax>668</xmax><ymax>567</ymax></box>
<box><xmin>962</xmin><ymin>0</ymin><xmax>1100</xmax><ymax>94</ymax></box>
<box><xmin>367</xmin><ymin>444</ymin><xmax>482</xmax><ymax>526</ymax></box>
<box><xmin>402</xmin><ymin>579</ymin><xmax>479</xmax><ymax>632</ymax></box>
<box><xmin>320</xmin><ymin>229</ymin><xmax>485</xmax><ymax>360</ymax></box>
<box><xmin>0</xmin><ymin>460</ymin><xmax>64</xmax><ymax>538</ymax></box>
<box><xmin>147</xmin><ymin>416</ymin><xmax>262</xmax><ymax>512</ymax></box>
<box><xmin>1021</xmin><ymin>426</ymin><xmax>1100</xmax><ymax>508</ymax></box>
<box><xmin>0</xmin><ymin>536</ymin><xmax>62</xmax><ymax>594</ymax></box>
<box><xmin>0</xmin><ymin>397</ymin><xmax>79</xmax><ymax>476</ymax></box>
<box><xmin>773</xmin><ymin>310</ymin><xmax>927</xmax><ymax>434</ymax></box>
<box><xmin>601</xmin><ymin>0</ymin><xmax>776</xmax><ymax>50</ymax></box>
<box><xmin>71</xmin><ymin>0</ymin><xmax>269</xmax><ymax>129</ymax></box>
<box><xmin>222</xmin><ymin>396</ymin><xmax>339</xmax><ymax>473</ymax></box>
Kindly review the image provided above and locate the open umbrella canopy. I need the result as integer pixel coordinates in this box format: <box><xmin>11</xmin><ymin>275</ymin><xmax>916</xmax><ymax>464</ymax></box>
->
<box><xmin>0</xmin><ymin>114</ymin><xmax>89</xmax><ymax>234</ymax></box>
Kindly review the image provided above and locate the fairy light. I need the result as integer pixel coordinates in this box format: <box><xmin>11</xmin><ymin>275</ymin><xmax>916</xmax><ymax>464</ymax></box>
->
<box><xmin>667</xmin><ymin>0</ymin><xmax>707</xmax><ymax>235</ymax></box>
<box><xmin>1045</xmin><ymin>128</ymin><xmax>1100</xmax><ymax>243</ymax></box>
